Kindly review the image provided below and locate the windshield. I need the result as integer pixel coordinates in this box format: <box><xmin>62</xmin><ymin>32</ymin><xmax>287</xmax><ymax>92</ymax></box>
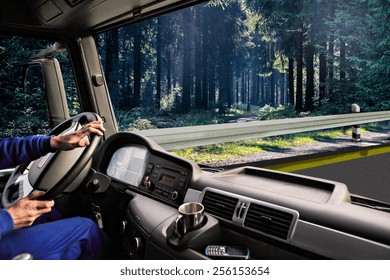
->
<box><xmin>97</xmin><ymin>0</ymin><xmax>390</xmax><ymax>169</ymax></box>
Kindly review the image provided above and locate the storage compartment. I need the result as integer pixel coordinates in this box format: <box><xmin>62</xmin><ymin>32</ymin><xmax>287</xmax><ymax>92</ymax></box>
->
<box><xmin>211</xmin><ymin>166</ymin><xmax>349</xmax><ymax>204</ymax></box>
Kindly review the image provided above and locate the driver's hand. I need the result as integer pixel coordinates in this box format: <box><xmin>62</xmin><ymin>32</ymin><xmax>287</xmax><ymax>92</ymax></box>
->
<box><xmin>50</xmin><ymin>120</ymin><xmax>106</xmax><ymax>151</ymax></box>
<box><xmin>5</xmin><ymin>191</ymin><xmax>54</xmax><ymax>230</ymax></box>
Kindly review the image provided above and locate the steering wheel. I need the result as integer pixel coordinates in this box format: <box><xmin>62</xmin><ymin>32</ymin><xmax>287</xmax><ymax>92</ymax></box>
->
<box><xmin>1</xmin><ymin>112</ymin><xmax>102</xmax><ymax>208</ymax></box>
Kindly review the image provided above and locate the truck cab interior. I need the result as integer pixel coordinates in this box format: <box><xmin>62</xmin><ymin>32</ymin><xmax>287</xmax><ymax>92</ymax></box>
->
<box><xmin>0</xmin><ymin>0</ymin><xmax>389</xmax><ymax>260</ymax></box>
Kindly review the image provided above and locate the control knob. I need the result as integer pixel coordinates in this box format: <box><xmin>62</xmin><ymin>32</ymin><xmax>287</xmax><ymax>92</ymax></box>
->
<box><xmin>171</xmin><ymin>191</ymin><xmax>179</xmax><ymax>200</ymax></box>
<box><xmin>142</xmin><ymin>176</ymin><xmax>152</xmax><ymax>189</ymax></box>
<box><xmin>131</xmin><ymin>237</ymin><xmax>143</xmax><ymax>254</ymax></box>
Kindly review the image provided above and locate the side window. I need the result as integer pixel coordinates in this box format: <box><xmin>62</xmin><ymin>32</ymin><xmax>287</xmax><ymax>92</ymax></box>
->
<box><xmin>0</xmin><ymin>35</ymin><xmax>80</xmax><ymax>137</ymax></box>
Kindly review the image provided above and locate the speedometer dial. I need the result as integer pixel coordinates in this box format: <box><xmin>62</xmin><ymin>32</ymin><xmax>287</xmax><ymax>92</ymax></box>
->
<box><xmin>107</xmin><ymin>145</ymin><xmax>150</xmax><ymax>187</ymax></box>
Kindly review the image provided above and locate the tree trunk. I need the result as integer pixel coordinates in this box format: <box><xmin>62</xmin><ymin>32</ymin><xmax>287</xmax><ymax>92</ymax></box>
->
<box><xmin>201</xmin><ymin>8</ymin><xmax>209</xmax><ymax>109</ymax></box>
<box><xmin>156</xmin><ymin>18</ymin><xmax>162</xmax><ymax>110</ymax></box>
<box><xmin>208</xmin><ymin>63</ymin><xmax>216</xmax><ymax>104</ymax></box>
<box><xmin>240</xmin><ymin>70</ymin><xmax>246</xmax><ymax>104</ymax></box>
<box><xmin>260</xmin><ymin>76</ymin><xmax>264</xmax><ymax>106</ymax></box>
<box><xmin>296</xmin><ymin>30</ymin><xmax>303</xmax><ymax>112</ymax></box>
<box><xmin>280</xmin><ymin>72</ymin><xmax>285</xmax><ymax>105</ymax></box>
<box><xmin>270</xmin><ymin>70</ymin><xmax>275</xmax><ymax>106</ymax></box>
<box><xmin>252</xmin><ymin>71</ymin><xmax>259</xmax><ymax>105</ymax></box>
<box><xmin>182</xmin><ymin>9</ymin><xmax>192</xmax><ymax>113</ymax></box>
<box><xmin>194</xmin><ymin>7</ymin><xmax>202</xmax><ymax>109</ymax></box>
<box><xmin>133</xmin><ymin>24</ymin><xmax>142</xmax><ymax>107</ymax></box>
<box><xmin>288</xmin><ymin>57</ymin><xmax>295</xmax><ymax>106</ymax></box>
<box><xmin>328</xmin><ymin>5</ymin><xmax>335</xmax><ymax>100</ymax></box>
<box><xmin>319</xmin><ymin>41</ymin><xmax>327</xmax><ymax>106</ymax></box>
<box><xmin>328</xmin><ymin>35</ymin><xmax>334</xmax><ymax>100</ymax></box>
<box><xmin>340</xmin><ymin>39</ymin><xmax>346</xmax><ymax>81</ymax></box>
<box><xmin>305</xmin><ymin>44</ymin><xmax>315</xmax><ymax>111</ymax></box>
<box><xmin>167</xmin><ymin>48</ymin><xmax>172</xmax><ymax>97</ymax></box>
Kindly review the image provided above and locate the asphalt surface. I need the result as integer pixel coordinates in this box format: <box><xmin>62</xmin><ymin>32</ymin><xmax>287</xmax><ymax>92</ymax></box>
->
<box><xmin>211</xmin><ymin>128</ymin><xmax>390</xmax><ymax>203</ymax></box>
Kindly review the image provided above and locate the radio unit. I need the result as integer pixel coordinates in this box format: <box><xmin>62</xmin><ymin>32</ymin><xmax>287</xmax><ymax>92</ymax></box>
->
<box><xmin>141</xmin><ymin>163</ymin><xmax>190</xmax><ymax>202</ymax></box>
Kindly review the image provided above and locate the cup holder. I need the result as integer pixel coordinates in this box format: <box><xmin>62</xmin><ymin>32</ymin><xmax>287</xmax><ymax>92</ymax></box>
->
<box><xmin>166</xmin><ymin>212</ymin><xmax>220</xmax><ymax>250</ymax></box>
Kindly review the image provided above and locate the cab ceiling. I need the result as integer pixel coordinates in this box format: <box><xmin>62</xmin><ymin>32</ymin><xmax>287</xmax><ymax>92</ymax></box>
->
<box><xmin>0</xmin><ymin>0</ymin><xmax>200</xmax><ymax>34</ymax></box>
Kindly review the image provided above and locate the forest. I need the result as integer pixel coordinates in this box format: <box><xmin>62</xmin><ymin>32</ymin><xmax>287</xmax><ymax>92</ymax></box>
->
<box><xmin>98</xmin><ymin>0</ymin><xmax>390</xmax><ymax>120</ymax></box>
<box><xmin>0</xmin><ymin>0</ymin><xmax>389</xmax><ymax>136</ymax></box>
<box><xmin>0</xmin><ymin>36</ymin><xmax>77</xmax><ymax>136</ymax></box>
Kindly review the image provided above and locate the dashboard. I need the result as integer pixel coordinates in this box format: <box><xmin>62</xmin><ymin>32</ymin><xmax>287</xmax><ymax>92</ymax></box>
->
<box><xmin>93</xmin><ymin>132</ymin><xmax>201</xmax><ymax>207</ymax></box>
<box><xmin>90</xmin><ymin>132</ymin><xmax>390</xmax><ymax>260</ymax></box>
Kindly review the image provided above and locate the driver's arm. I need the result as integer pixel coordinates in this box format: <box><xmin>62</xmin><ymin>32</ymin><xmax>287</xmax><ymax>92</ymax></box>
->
<box><xmin>0</xmin><ymin>136</ymin><xmax>54</xmax><ymax>169</ymax></box>
<box><xmin>0</xmin><ymin>120</ymin><xmax>105</xmax><ymax>169</ymax></box>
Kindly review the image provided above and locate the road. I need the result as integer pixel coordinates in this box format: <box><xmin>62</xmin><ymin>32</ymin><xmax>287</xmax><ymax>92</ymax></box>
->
<box><xmin>213</xmin><ymin>129</ymin><xmax>390</xmax><ymax>167</ymax></box>
<box><xmin>217</xmin><ymin>129</ymin><xmax>390</xmax><ymax>203</ymax></box>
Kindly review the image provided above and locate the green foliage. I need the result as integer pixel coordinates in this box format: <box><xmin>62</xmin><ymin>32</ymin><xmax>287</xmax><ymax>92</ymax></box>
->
<box><xmin>128</xmin><ymin>118</ymin><xmax>156</xmax><ymax>131</ymax></box>
<box><xmin>98</xmin><ymin>0</ymin><xmax>390</xmax><ymax>118</ymax></box>
<box><xmin>310</xmin><ymin>99</ymin><xmax>351</xmax><ymax>116</ymax></box>
<box><xmin>361</xmin><ymin>121</ymin><xmax>390</xmax><ymax>132</ymax></box>
<box><xmin>114</xmin><ymin>103</ymin><xmax>259</xmax><ymax>132</ymax></box>
<box><xmin>326</xmin><ymin>0</ymin><xmax>390</xmax><ymax>112</ymax></box>
<box><xmin>2</xmin><ymin>0</ymin><xmax>389</xmax><ymax>137</ymax></box>
<box><xmin>0</xmin><ymin>36</ymin><xmax>40</xmax><ymax>134</ymax></box>
<box><xmin>259</xmin><ymin>104</ymin><xmax>297</xmax><ymax>120</ymax></box>
<box><xmin>160</xmin><ymin>85</ymin><xmax>182</xmax><ymax>112</ymax></box>
<box><xmin>207</xmin><ymin>0</ymin><xmax>235</xmax><ymax>10</ymax></box>
<box><xmin>0</xmin><ymin>35</ymin><xmax>81</xmax><ymax>136</ymax></box>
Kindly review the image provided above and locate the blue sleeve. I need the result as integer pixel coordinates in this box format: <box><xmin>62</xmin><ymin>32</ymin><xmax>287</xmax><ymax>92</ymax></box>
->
<box><xmin>0</xmin><ymin>136</ymin><xmax>55</xmax><ymax>169</ymax></box>
<box><xmin>0</xmin><ymin>209</ymin><xmax>14</xmax><ymax>240</ymax></box>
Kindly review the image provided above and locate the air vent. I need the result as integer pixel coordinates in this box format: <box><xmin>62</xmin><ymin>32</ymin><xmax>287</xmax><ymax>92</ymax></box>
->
<box><xmin>244</xmin><ymin>203</ymin><xmax>294</xmax><ymax>240</ymax></box>
<box><xmin>202</xmin><ymin>191</ymin><xmax>238</xmax><ymax>221</ymax></box>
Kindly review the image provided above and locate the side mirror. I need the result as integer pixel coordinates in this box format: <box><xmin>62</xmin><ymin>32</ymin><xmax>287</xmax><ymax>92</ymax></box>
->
<box><xmin>21</xmin><ymin>62</ymin><xmax>48</xmax><ymax>133</ymax></box>
<box><xmin>21</xmin><ymin>57</ymin><xmax>70</xmax><ymax>129</ymax></box>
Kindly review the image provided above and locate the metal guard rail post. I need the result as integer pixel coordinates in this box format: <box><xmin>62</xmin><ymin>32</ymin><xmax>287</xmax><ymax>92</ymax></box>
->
<box><xmin>134</xmin><ymin>111</ymin><xmax>390</xmax><ymax>150</ymax></box>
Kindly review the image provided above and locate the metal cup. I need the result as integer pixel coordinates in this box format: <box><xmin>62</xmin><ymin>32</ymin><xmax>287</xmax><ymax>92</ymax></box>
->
<box><xmin>174</xmin><ymin>202</ymin><xmax>204</xmax><ymax>238</ymax></box>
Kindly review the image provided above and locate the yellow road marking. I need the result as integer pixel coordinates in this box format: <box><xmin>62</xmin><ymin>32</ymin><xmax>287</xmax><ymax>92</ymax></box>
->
<box><xmin>266</xmin><ymin>145</ymin><xmax>390</xmax><ymax>172</ymax></box>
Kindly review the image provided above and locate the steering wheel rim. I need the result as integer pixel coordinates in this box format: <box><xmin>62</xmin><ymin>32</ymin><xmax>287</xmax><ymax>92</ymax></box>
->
<box><xmin>2</xmin><ymin>112</ymin><xmax>102</xmax><ymax>208</ymax></box>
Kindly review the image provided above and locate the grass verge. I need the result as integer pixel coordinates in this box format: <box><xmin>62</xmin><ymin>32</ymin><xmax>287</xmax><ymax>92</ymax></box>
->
<box><xmin>171</xmin><ymin>127</ymin><xmax>376</xmax><ymax>165</ymax></box>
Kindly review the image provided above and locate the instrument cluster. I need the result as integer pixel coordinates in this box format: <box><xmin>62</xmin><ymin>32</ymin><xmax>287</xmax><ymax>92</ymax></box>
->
<box><xmin>100</xmin><ymin>133</ymin><xmax>195</xmax><ymax>206</ymax></box>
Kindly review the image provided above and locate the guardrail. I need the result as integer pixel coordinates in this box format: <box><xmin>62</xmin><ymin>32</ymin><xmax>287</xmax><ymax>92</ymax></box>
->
<box><xmin>134</xmin><ymin>111</ymin><xmax>390</xmax><ymax>150</ymax></box>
